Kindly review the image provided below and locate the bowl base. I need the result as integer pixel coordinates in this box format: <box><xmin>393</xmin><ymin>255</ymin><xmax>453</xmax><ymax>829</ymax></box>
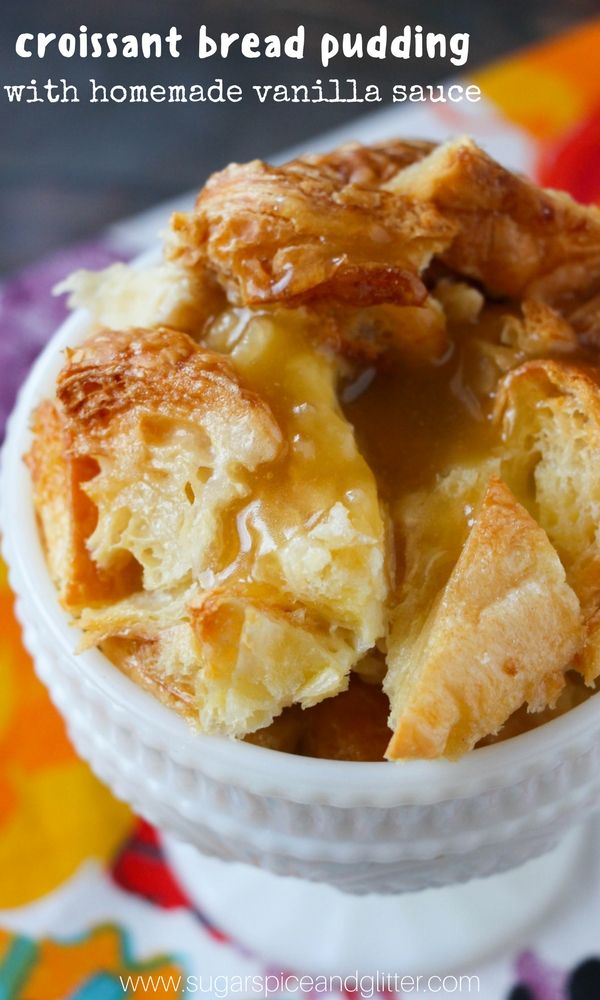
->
<box><xmin>162</xmin><ymin>822</ymin><xmax>587</xmax><ymax>977</ymax></box>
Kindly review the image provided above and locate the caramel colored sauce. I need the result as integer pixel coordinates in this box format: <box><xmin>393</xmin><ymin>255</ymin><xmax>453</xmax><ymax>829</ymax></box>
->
<box><xmin>342</xmin><ymin>302</ymin><xmax>600</xmax><ymax>500</ymax></box>
<box><xmin>204</xmin><ymin>307</ymin><xmax>386</xmax><ymax>606</ymax></box>
<box><xmin>234</xmin><ymin>299</ymin><xmax>599</xmax><ymax>759</ymax></box>
<box><xmin>342</xmin><ymin>347</ymin><xmax>494</xmax><ymax>500</ymax></box>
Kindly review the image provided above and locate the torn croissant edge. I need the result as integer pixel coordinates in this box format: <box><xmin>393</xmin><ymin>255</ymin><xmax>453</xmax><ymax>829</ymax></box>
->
<box><xmin>29</xmin><ymin>315</ymin><xmax>388</xmax><ymax>744</ymax></box>
<box><xmin>26</xmin><ymin>135</ymin><xmax>600</xmax><ymax>760</ymax></box>
<box><xmin>385</xmin><ymin>477</ymin><xmax>584</xmax><ymax>760</ymax></box>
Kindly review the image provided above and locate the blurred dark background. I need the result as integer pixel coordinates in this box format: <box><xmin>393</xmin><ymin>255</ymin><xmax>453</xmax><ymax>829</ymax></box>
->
<box><xmin>1</xmin><ymin>0</ymin><xmax>599</xmax><ymax>276</ymax></box>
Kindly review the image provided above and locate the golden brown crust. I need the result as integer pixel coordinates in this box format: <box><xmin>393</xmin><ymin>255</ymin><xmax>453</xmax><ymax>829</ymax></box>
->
<box><xmin>168</xmin><ymin>135</ymin><xmax>600</xmax><ymax>361</ymax></box>
<box><xmin>387</xmin><ymin>137</ymin><xmax>600</xmax><ymax>305</ymax></box>
<box><xmin>57</xmin><ymin>325</ymin><xmax>281</xmax><ymax>460</ymax></box>
<box><xmin>386</xmin><ymin>477</ymin><xmax>582</xmax><ymax>760</ymax></box>
<box><xmin>495</xmin><ymin>359</ymin><xmax>600</xmax><ymax>679</ymax></box>
<box><xmin>26</xmin><ymin>401</ymin><xmax>140</xmax><ymax>610</ymax></box>
<box><xmin>296</xmin><ymin>139</ymin><xmax>435</xmax><ymax>186</ymax></box>
<box><xmin>169</xmin><ymin>153</ymin><xmax>456</xmax><ymax>309</ymax></box>
<box><xmin>32</xmin><ymin>325</ymin><xmax>284</xmax><ymax>617</ymax></box>
<box><xmin>495</xmin><ymin>359</ymin><xmax>600</xmax><ymax>610</ymax></box>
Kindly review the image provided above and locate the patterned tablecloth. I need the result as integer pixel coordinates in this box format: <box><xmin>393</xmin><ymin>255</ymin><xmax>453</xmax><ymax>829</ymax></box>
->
<box><xmin>2</xmin><ymin>19</ymin><xmax>600</xmax><ymax>1000</ymax></box>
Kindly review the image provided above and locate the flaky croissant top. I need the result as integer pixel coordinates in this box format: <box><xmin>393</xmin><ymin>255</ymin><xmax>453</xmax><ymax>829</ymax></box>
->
<box><xmin>28</xmin><ymin>137</ymin><xmax>600</xmax><ymax>760</ymax></box>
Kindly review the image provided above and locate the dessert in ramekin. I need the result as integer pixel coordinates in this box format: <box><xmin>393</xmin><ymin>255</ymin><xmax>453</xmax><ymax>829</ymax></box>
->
<box><xmin>4</xmin><ymin>140</ymin><xmax>600</xmax><ymax>978</ymax></box>
<box><xmin>19</xmin><ymin>136</ymin><xmax>600</xmax><ymax>764</ymax></box>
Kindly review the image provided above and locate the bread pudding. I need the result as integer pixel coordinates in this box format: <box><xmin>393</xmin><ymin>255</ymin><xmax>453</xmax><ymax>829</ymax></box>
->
<box><xmin>27</xmin><ymin>137</ymin><xmax>600</xmax><ymax>760</ymax></box>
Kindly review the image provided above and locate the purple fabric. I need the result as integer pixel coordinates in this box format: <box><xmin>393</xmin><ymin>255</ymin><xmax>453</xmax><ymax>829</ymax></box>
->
<box><xmin>515</xmin><ymin>950</ymin><xmax>567</xmax><ymax>999</ymax></box>
<box><xmin>0</xmin><ymin>240</ymin><xmax>131</xmax><ymax>440</ymax></box>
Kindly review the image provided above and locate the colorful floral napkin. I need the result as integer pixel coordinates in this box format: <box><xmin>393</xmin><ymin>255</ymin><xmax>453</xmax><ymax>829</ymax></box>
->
<box><xmin>2</xmin><ymin>19</ymin><xmax>600</xmax><ymax>999</ymax></box>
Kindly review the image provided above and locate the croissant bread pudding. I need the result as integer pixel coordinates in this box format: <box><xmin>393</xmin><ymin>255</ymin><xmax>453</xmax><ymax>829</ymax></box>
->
<box><xmin>26</xmin><ymin>136</ymin><xmax>600</xmax><ymax>761</ymax></box>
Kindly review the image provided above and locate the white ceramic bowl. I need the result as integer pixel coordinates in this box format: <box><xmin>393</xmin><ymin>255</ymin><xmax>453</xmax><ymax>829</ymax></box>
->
<box><xmin>3</xmin><ymin>305</ymin><xmax>600</xmax><ymax>903</ymax></box>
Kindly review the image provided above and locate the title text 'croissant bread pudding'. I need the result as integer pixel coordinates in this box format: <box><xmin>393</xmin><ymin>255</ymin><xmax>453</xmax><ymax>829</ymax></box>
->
<box><xmin>27</xmin><ymin>137</ymin><xmax>600</xmax><ymax>761</ymax></box>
